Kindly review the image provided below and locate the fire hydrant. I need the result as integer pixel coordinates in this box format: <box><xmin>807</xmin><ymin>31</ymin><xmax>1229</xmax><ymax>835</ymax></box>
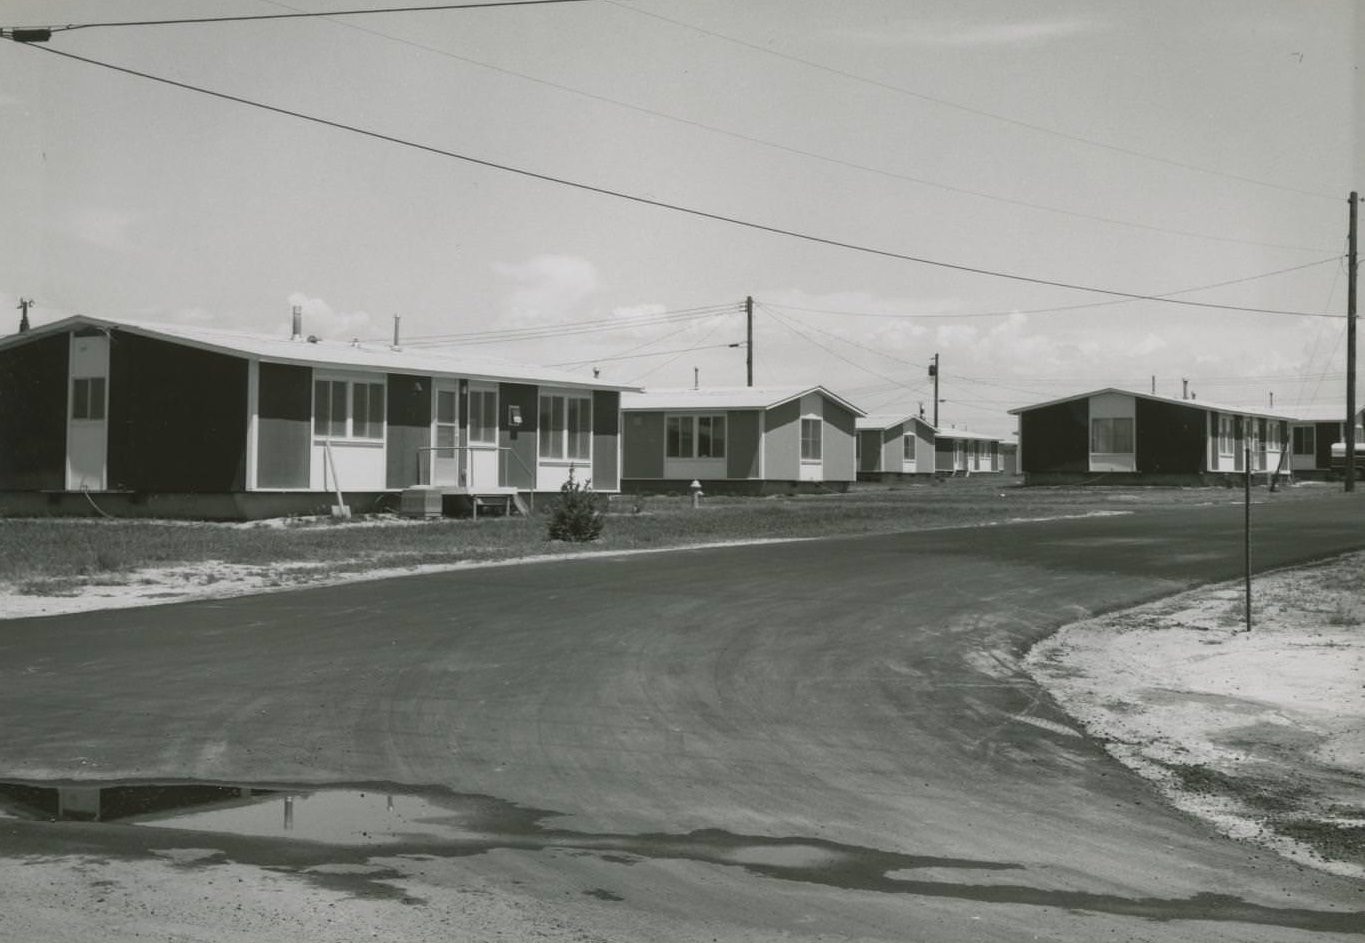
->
<box><xmin>689</xmin><ymin>479</ymin><xmax>704</xmax><ymax>509</ymax></box>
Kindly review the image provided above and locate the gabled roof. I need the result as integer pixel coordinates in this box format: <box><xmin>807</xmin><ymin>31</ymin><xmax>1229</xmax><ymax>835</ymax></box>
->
<box><xmin>622</xmin><ymin>385</ymin><xmax>866</xmax><ymax>416</ymax></box>
<box><xmin>856</xmin><ymin>413</ymin><xmax>932</xmax><ymax>432</ymax></box>
<box><xmin>1</xmin><ymin>315</ymin><xmax>638</xmax><ymax>392</ymax></box>
<box><xmin>1287</xmin><ymin>403</ymin><xmax>1365</xmax><ymax>423</ymax></box>
<box><xmin>932</xmin><ymin>427</ymin><xmax>1006</xmax><ymax>443</ymax></box>
<box><xmin>1007</xmin><ymin>387</ymin><xmax>1297</xmax><ymax>422</ymax></box>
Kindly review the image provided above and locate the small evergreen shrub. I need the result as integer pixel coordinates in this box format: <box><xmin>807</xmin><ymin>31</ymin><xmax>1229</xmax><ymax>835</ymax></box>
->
<box><xmin>547</xmin><ymin>470</ymin><xmax>605</xmax><ymax>542</ymax></box>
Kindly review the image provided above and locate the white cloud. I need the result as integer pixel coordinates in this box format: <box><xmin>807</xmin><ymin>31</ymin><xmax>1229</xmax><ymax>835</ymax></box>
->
<box><xmin>493</xmin><ymin>254</ymin><xmax>598</xmax><ymax>325</ymax></box>
<box><xmin>841</xmin><ymin>18</ymin><xmax>1098</xmax><ymax>48</ymax></box>
<box><xmin>285</xmin><ymin>292</ymin><xmax>375</xmax><ymax>342</ymax></box>
<box><xmin>67</xmin><ymin>207</ymin><xmax>138</xmax><ymax>253</ymax></box>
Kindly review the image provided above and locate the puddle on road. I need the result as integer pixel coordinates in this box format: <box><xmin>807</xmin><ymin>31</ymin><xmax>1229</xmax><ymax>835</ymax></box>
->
<box><xmin>0</xmin><ymin>781</ymin><xmax>479</xmax><ymax>846</ymax></box>
<box><xmin>2</xmin><ymin>779</ymin><xmax>1362</xmax><ymax>934</ymax></box>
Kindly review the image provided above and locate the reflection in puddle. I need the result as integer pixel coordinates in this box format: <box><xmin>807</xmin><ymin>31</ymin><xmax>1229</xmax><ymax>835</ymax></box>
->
<box><xmin>0</xmin><ymin>782</ymin><xmax>470</xmax><ymax>846</ymax></box>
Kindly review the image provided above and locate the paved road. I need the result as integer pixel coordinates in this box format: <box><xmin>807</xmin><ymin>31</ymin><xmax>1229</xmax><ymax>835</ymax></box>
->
<box><xmin>5</xmin><ymin>494</ymin><xmax>1365</xmax><ymax>941</ymax></box>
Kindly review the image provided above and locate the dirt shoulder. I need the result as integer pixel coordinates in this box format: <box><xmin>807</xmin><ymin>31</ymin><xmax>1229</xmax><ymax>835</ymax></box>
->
<box><xmin>1027</xmin><ymin>553</ymin><xmax>1365</xmax><ymax>878</ymax></box>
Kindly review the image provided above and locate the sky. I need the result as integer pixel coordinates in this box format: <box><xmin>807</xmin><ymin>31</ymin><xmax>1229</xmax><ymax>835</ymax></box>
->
<box><xmin>1</xmin><ymin>0</ymin><xmax>1361</xmax><ymax>437</ymax></box>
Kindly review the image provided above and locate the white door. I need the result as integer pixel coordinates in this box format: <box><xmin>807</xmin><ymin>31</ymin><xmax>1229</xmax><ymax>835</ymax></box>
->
<box><xmin>432</xmin><ymin>383</ymin><xmax>462</xmax><ymax>486</ymax></box>
<box><xmin>467</xmin><ymin>384</ymin><xmax>499</xmax><ymax>489</ymax></box>
<box><xmin>66</xmin><ymin>334</ymin><xmax>109</xmax><ymax>491</ymax></box>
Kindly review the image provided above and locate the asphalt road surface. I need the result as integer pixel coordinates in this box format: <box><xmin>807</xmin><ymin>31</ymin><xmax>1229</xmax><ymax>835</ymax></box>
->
<box><xmin>4</xmin><ymin>494</ymin><xmax>1365</xmax><ymax>941</ymax></box>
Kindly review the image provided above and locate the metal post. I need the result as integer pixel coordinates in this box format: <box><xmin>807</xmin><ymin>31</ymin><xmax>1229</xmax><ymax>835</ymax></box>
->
<box><xmin>1245</xmin><ymin>445</ymin><xmax>1252</xmax><ymax>633</ymax></box>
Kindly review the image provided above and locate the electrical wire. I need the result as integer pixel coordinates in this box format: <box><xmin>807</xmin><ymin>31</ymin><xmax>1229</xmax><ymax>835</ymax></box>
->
<box><xmin>546</xmin><ymin>312</ymin><xmax>732</xmax><ymax>368</ymax></box>
<box><xmin>392</xmin><ymin>304</ymin><xmax>740</xmax><ymax>346</ymax></box>
<box><xmin>764</xmin><ymin>306</ymin><xmax>921</xmax><ymax>392</ymax></box>
<box><xmin>9</xmin><ymin>0</ymin><xmax>595</xmax><ymax>33</ymax></box>
<box><xmin>606</xmin><ymin>1</ymin><xmax>1341</xmax><ymax>203</ymax></box>
<box><xmin>251</xmin><ymin>0</ymin><xmax>1331</xmax><ymax>254</ymax></box>
<box><xmin>628</xmin><ymin>316</ymin><xmax>731</xmax><ymax>384</ymax></box>
<box><xmin>761</xmin><ymin>256</ymin><xmax>1344</xmax><ymax>322</ymax></box>
<box><xmin>551</xmin><ymin>342</ymin><xmax>736</xmax><ymax>368</ymax></box>
<box><xmin>8</xmin><ymin>42</ymin><xmax>1338</xmax><ymax>319</ymax></box>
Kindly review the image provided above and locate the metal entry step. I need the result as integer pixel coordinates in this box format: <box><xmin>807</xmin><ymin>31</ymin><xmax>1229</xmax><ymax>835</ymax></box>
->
<box><xmin>400</xmin><ymin>486</ymin><xmax>530</xmax><ymax>519</ymax></box>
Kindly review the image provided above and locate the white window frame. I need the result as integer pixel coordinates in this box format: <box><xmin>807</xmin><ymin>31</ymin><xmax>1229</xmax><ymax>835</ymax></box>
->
<box><xmin>71</xmin><ymin>376</ymin><xmax>107</xmax><ymax>421</ymax></box>
<box><xmin>1293</xmin><ymin>425</ymin><xmax>1316</xmax><ymax>457</ymax></box>
<box><xmin>314</xmin><ymin>376</ymin><xmax>386</xmax><ymax>442</ymax></box>
<box><xmin>539</xmin><ymin>392</ymin><xmax>592</xmax><ymax>462</ymax></box>
<box><xmin>666</xmin><ymin>414</ymin><xmax>727</xmax><ymax>459</ymax></box>
<box><xmin>468</xmin><ymin>386</ymin><xmax>498</xmax><ymax>445</ymax></box>
<box><xmin>1218</xmin><ymin>415</ymin><xmax>1235</xmax><ymax>456</ymax></box>
<box><xmin>902</xmin><ymin>433</ymin><xmax>915</xmax><ymax>461</ymax></box>
<box><xmin>1089</xmin><ymin>417</ymin><xmax>1134</xmax><ymax>454</ymax></box>
<box><xmin>800</xmin><ymin>416</ymin><xmax>822</xmax><ymax>462</ymax></box>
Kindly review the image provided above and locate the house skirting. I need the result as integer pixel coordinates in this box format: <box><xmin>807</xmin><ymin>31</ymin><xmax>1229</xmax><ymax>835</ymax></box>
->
<box><xmin>856</xmin><ymin>471</ymin><xmax>935</xmax><ymax>483</ymax></box>
<box><xmin>1021</xmin><ymin>471</ymin><xmax>1287</xmax><ymax>487</ymax></box>
<box><xmin>0</xmin><ymin>490</ymin><xmax>400</xmax><ymax>521</ymax></box>
<box><xmin>620</xmin><ymin>478</ymin><xmax>852</xmax><ymax>496</ymax></box>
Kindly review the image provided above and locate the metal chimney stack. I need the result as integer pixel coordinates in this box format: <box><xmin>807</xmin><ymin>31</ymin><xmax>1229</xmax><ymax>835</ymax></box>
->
<box><xmin>290</xmin><ymin>305</ymin><xmax>302</xmax><ymax>341</ymax></box>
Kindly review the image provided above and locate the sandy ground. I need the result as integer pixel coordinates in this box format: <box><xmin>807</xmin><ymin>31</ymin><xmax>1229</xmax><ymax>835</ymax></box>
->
<box><xmin>1027</xmin><ymin>552</ymin><xmax>1365</xmax><ymax>879</ymax></box>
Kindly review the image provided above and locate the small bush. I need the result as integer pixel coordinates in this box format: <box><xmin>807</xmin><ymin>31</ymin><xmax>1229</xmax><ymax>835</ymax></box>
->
<box><xmin>547</xmin><ymin>470</ymin><xmax>605</xmax><ymax>542</ymax></box>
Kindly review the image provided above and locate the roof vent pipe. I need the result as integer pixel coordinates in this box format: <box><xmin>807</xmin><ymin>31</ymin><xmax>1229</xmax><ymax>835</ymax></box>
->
<box><xmin>392</xmin><ymin>314</ymin><xmax>401</xmax><ymax>349</ymax></box>
<box><xmin>291</xmin><ymin>305</ymin><xmax>303</xmax><ymax>341</ymax></box>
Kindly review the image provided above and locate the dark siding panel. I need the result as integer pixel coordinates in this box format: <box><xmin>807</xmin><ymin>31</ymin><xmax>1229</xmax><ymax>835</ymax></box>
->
<box><xmin>858</xmin><ymin>430</ymin><xmax>880</xmax><ymax>472</ymax></box>
<box><xmin>1135</xmin><ymin>399</ymin><xmax>1206</xmax><ymax>474</ymax></box>
<box><xmin>499</xmin><ymin>383</ymin><xmax>538</xmax><ymax>489</ymax></box>
<box><xmin>726</xmin><ymin>409</ymin><xmax>761</xmax><ymax>479</ymax></box>
<box><xmin>0</xmin><ymin>332</ymin><xmax>68</xmax><ymax>490</ymax></box>
<box><xmin>107</xmin><ymin>332</ymin><xmax>248</xmax><ymax>492</ymax></box>
<box><xmin>1316</xmin><ymin>422</ymin><xmax>1338</xmax><ymax>468</ymax></box>
<box><xmin>257</xmin><ymin>362</ymin><xmax>311</xmax><ymax>488</ymax></box>
<box><xmin>592</xmin><ymin>390</ymin><xmax>620</xmax><ymax>490</ymax></box>
<box><xmin>386</xmin><ymin>373</ymin><xmax>430</xmax><ymax>489</ymax></box>
<box><xmin>1234</xmin><ymin>417</ymin><xmax>1245</xmax><ymax>471</ymax></box>
<box><xmin>623</xmin><ymin>412</ymin><xmax>665</xmax><ymax>478</ymax></box>
<box><xmin>1020</xmin><ymin>400</ymin><xmax>1088</xmax><ymax>473</ymax></box>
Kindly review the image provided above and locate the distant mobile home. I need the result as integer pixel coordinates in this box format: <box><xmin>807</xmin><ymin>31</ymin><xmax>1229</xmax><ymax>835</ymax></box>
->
<box><xmin>0</xmin><ymin>315</ymin><xmax>634</xmax><ymax>519</ymax></box>
<box><xmin>855</xmin><ymin>413</ymin><xmax>937</xmax><ymax>480</ymax></box>
<box><xmin>933</xmin><ymin>428</ymin><xmax>1008</xmax><ymax>475</ymax></box>
<box><xmin>620</xmin><ymin>386</ymin><xmax>864</xmax><ymax>494</ymax></box>
<box><xmin>1010</xmin><ymin>388</ymin><xmax>1293</xmax><ymax>485</ymax></box>
<box><xmin>1286</xmin><ymin>405</ymin><xmax>1365</xmax><ymax>478</ymax></box>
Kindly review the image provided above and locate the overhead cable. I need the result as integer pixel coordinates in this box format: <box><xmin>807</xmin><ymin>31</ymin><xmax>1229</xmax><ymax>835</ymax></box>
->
<box><xmin>606</xmin><ymin>1</ymin><xmax>1340</xmax><ymax>203</ymax></box>
<box><xmin>255</xmin><ymin>1</ymin><xmax>1330</xmax><ymax>254</ymax></box>
<box><xmin>9</xmin><ymin>43</ymin><xmax>1334</xmax><ymax>318</ymax></box>
<box><xmin>5</xmin><ymin>0</ymin><xmax>595</xmax><ymax>34</ymax></box>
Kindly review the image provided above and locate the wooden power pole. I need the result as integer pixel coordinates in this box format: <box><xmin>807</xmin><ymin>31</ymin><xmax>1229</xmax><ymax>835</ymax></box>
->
<box><xmin>1348</xmin><ymin>192</ymin><xmax>1358</xmax><ymax>492</ymax></box>
<box><xmin>929</xmin><ymin>354</ymin><xmax>940</xmax><ymax>428</ymax></box>
<box><xmin>745</xmin><ymin>295</ymin><xmax>754</xmax><ymax>387</ymax></box>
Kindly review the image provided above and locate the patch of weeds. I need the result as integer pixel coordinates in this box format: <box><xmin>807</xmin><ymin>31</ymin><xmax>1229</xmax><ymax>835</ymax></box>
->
<box><xmin>94</xmin><ymin>549</ymin><xmax>125</xmax><ymax>572</ymax></box>
<box><xmin>1165</xmin><ymin>762</ymin><xmax>1308</xmax><ymax>813</ymax></box>
<box><xmin>1325</xmin><ymin>596</ymin><xmax>1363</xmax><ymax>627</ymax></box>
<box><xmin>1277</xmin><ymin>819</ymin><xmax>1365</xmax><ymax>863</ymax></box>
<box><xmin>17</xmin><ymin>577</ymin><xmax>84</xmax><ymax>597</ymax></box>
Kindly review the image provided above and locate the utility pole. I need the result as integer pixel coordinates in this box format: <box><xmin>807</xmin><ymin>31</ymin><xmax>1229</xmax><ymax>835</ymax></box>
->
<box><xmin>929</xmin><ymin>353</ymin><xmax>940</xmax><ymax>428</ymax></box>
<box><xmin>1348</xmin><ymin>191</ymin><xmax>1358</xmax><ymax>493</ymax></box>
<box><xmin>16</xmin><ymin>298</ymin><xmax>33</xmax><ymax>333</ymax></box>
<box><xmin>745</xmin><ymin>295</ymin><xmax>754</xmax><ymax>387</ymax></box>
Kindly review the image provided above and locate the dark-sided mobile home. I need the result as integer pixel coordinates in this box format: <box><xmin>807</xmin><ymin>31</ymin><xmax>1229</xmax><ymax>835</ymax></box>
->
<box><xmin>620</xmin><ymin>386</ymin><xmax>864</xmax><ymax>494</ymax></box>
<box><xmin>1010</xmin><ymin>388</ymin><xmax>1292</xmax><ymax>485</ymax></box>
<box><xmin>0</xmin><ymin>316</ymin><xmax>634</xmax><ymax>518</ymax></box>
<box><xmin>1286</xmin><ymin>405</ymin><xmax>1365</xmax><ymax>479</ymax></box>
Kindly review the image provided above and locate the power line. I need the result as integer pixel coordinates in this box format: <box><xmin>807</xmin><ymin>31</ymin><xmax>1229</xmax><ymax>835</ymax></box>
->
<box><xmin>551</xmin><ymin>342</ymin><xmax>736</xmax><ymax>368</ymax></box>
<box><xmin>764</xmin><ymin>306</ymin><xmax>920</xmax><ymax>393</ymax></box>
<box><xmin>392</xmin><ymin>304</ymin><xmax>740</xmax><ymax>346</ymax></box>
<box><xmin>629</xmin><ymin>316</ymin><xmax>731</xmax><ymax>384</ymax></box>
<box><xmin>761</xmin><ymin>256</ymin><xmax>1344</xmax><ymax>322</ymax></box>
<box><xmin>7</xmin><ymin>0</ymin><xmax>595</xmax><ymax>34</ymax></box>
<box><xmin>606</xmin><ymin>1</ymin><xmax>1340</xmax><ymax>203</ymax></box>
<box><xmin>546</xmin><ymin>315</ymin><xmax>727</xmax><ymax>368</ymax></box>
<box><xmin>254</xmin><ymin>1</ymin><xmax>1331</xmax><ymax>255</ymax></box>
<box><xmin>11</xmin><ymin>42</ymin><xmax>1335</xmax><ymax>319</ymax></box>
